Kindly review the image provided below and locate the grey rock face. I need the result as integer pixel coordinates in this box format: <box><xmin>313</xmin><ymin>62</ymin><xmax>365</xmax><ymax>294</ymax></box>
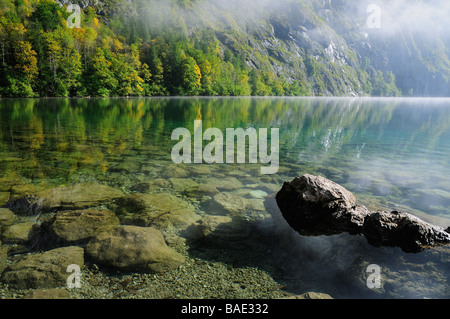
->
<box><xmin>276</xmin><ymin>174</ymin><xmax>450</xmax><ymax>253</ymax></box>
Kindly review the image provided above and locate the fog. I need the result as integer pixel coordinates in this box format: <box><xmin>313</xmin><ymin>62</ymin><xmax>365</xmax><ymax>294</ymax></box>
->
<box><xmin>148</xmin><ymin>0</ymin><xmax>450</xmax><ymax>39</ymax></box>
<box><xmin>355</xmin><ymin>0</ymin><xmax>450</xmax><ymax>38</ymax></box>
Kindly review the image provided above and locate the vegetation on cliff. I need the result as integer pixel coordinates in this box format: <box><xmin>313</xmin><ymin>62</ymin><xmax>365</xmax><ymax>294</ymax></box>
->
<box><xmin>1</xmin><ymin>0</ymin><xmax>447</xmax><ymax>98</ymax></box>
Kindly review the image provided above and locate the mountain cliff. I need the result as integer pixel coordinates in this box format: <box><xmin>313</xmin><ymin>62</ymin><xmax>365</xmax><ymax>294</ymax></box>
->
<box><xmin>0</xmin><ymin>0</ymin><xmax>448</xmax><ymax>97</ymax></box>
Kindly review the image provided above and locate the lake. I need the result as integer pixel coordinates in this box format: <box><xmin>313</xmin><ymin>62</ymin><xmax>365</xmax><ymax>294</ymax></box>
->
<box><xmin>1</xmin><ymin>97</ymin><xmax>450</xmax><ymax>299</ymax></box>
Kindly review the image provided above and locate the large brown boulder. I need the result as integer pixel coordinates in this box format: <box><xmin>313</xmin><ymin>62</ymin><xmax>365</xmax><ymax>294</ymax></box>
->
<box><xmin>276</xmin><ymin>174</ymin><xmax>370</xmax><ymax>236</ymax></box>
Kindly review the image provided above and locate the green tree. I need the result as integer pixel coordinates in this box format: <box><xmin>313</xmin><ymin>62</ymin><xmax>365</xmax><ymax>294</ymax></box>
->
<box><xmin>32</xmin><ymin>0</ymin><xmax>64</xmax><ymax>32</ymax></box>
<box><xmin>86</xmin><ymin>48</ymin><xmax>118</xmax><ymax>96</ymax></box>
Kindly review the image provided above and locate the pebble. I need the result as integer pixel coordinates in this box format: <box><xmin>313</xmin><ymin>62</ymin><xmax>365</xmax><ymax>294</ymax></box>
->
<box><xmin>0</xmin><ymin>253</ymin><xmax>288</xmax><ymax>299</ymax></box>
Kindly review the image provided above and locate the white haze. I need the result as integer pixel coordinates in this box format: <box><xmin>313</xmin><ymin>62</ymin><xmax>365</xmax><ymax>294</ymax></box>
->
<box><xmin>354</xmin><ymin>0</ymin><xmax>450</xmax><ymax>39</ymax></box>
<box><xmin>156</xmin><ymin>0</ymin><xmax>450</xmax><ymax>39</ymax></box>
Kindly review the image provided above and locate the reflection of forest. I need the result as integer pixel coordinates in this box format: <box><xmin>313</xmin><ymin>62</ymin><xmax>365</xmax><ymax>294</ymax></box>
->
<box><xmin>1</xmin><ymin>97</ymin><xmax>450</xmax><ymax>190</ymax></box>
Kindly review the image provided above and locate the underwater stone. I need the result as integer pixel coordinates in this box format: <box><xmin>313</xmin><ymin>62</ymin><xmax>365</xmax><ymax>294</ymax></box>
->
<box><xmin>5</xmin><ymin>183</ymin><xmax>125</xmax><ymax>215</ymax></box>
<box><xmin>169</xmin><ymin>178</ymin><xmax>199</xmax><ymax>193</ymax></box>
<box><xmin>114</xmin><ymin>193</ymin><xmax>201</xmax><ymax>232</ymax></box>
<box><xmin>0</xmin><ymin>208</ymin><xmax>14</xmax><ymax>231</ymax></box>
<box><xmin>187</xmin><ymin>215</ymin><xmax>256</xmax><ymax>249</ymax></box>
<box><xmin>249</xmin><ymin>189</ymin><xmax>268</xmax><ymax>199</ymax></box>
<box><xmin>1</xmin><ymin>222</ymin><xmax>37</xmax><ymax>244</ymax></box>
<box><xmin>1</xmin><ymin>246</ymin><xmax>84</xmax><ymax>289</ymax></box>
<box><xmin>46</xmin><ymin>209</ymin><xmax>120</xmax><ymax>244</ymax></box>
<box><xmin>0</xmin><ymin>241</ymin><xmax>7</xmax><ymax>275</ymax></box>
<box><xmin>86</xmin><ymin>225</ymin><xmax>185</xmax><ymax>273</ymax></box>
<box><xmin>0</xmin><ymin>192</ymin><xmax>10</xmax><ymax>206</ymax></box>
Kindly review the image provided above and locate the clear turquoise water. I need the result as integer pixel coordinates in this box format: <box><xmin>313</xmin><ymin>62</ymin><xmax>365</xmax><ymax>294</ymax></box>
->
<box><xmin>1</xmin><ymin>97</ymin><xmax>450</xmax><ymax>298</ymax></box>
<box><xmin>2</xmin><ymin>97</ymin><xmax>450</xmax><ymax>220</ymax></box>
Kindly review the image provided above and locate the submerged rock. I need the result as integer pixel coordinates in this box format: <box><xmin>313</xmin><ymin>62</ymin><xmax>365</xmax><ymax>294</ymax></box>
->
<box><xmin>0</xmin><ymin>192</ymin><xmax>10</xmax><ymax>206</ymax></box>
<box><xmin>45</xmin><ymin>209</ymin><xmax>120</xmax><ymax>245</ymax></box>
<box><xmin>169</xmin><ymin>178</ymin><xmax>199</xmax><ymax>193</ymax></box>
<box><xmin>1</xmin><ymin>222</ymin><xmax>37</xmax><ymax>244</ymax></box>
<box><xmin>4</xmin><ymin>194</ymin><xmax>39</xmax><ymax>215</ymax></box>
<box><xmin>129</xmin><ymin>179</ymin><xmax>171</xmax><ymax>193</ymax></box>
<box><xmin>206</xmin><ymin>177</ymin><xmax>244</xmax><ymax>191</ymax></box>
<box><xmin>206</xmin><ymin>191</ymin><xmax>268</xmax><ymax>218</ymax></box>
<box><xmin>5</xmin><ymin>183</ymin><xmax>124</xmax><ymax>215</ymax></box>
<box><xmin>114</xmin><ymin>193</ymin><xmax>201</xmax><ymax>232</ymax></box>
<box><xmin>188</xmin><ymin>165</ymin><xmax>212</xmax><ymax>175</ymax></box>
<box><xmin>0</xmin><ymin>241</ymin><xmax>7</xmax><ymax>275</ymax></box>
<box><xmin>276</xmin><ymin>174</ymin><xmax>450</xmax><ymax>253</ymax></box>
<box><xmin>186</xmin><ymin>215</ymin><xmax>255</xmax><ymax>249</ymax></box>
<box><xmin>209</xmin><ymin>192</ymin><xmax>249</xmax><ymax>215</ymax></box>
<box><xmin>184</xmin><ymin>183</ymin><xmax>220</xmax><ymax>198</ymax></box>
<box><xmin>1</xmin><ymin>246</ymin><xmax>84</xmax><ymax>289</ymax></box>
<box><xmin>249</xmin><ymin>189</ymin><xmax>268</xmax><ymax>199</ymax></box>
<box><xmin>0</xmin><ymin>208</ymin><xmax>14</xmax><ymax>232</ymax></box>
<box><xmin>85</xmin><ymin>225</ymin><xmax>185</xmax><ymax>273</ymax></box>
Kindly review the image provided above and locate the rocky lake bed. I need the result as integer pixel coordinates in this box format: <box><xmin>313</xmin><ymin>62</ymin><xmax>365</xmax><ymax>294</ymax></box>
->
<box><xmin>0</xmin><ymin>163</ymin><xmax>304</xmax><ymax>299</ymax></box>
<box><xmin>1</xmin><ymin>164</ymin><xmax>450</xmax><ymax>299</ymax></box>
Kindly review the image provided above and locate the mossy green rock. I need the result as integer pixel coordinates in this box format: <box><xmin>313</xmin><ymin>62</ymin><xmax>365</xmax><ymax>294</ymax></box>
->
<box><xmin>1</xmin><ymin>222</ymin><xmax>36</xmax><ymax>244</ymax></box>
<box><xmin>115</xmin><ymin>193</ymin><xmax>201</xmax><ymax>232</ymax></box>
<box><xmin>0</xmin><ymin>192</ymin><xmax>10</xmax><ymax>206</ymax></box>
<box><xmin>35</xmin><ymin>183</ymin><xmax>125</xmax><ymax>211</ymax></box>
<box><xmin>0</xmin><ymin>241</ymin><xmax>7</xmax><ymax>275</ymax></box>
<box><xmin>86</xmin><ymin>225</ymin><xmax>185</xmax><ymax>273</ymax></box>
<box><xmin>209</xmin><ymin>192</ymin><xmax>248</xmax><ymax>215</ymax></box>
<box><xmin>206</xmin><ymin>177</ymin><xmax>244</xmax><ymax>191</ymax></box>
<box><xmin>169</xmin><ymin>178</ymin><xmax>199</xmax><ymax>193</ymax></box>
<box><xmin>1</xmin><ymin>246</ymin><xmax>85</xmax><ymax>289</ymax></box>
<box><xmin>6</xmin><ymin>183</ymin><xmax>125</xmax><ymax>215</ymax></box>
<box><xmin>207</xmin><ymin>192</ymin><xmax>267</xmax><ymax>218</ymax></box>
<box><xmin>48</xmin><ymin>209</ymin><xmax>120</xmax><ymax>244</ymax></box>
<box><xmin>0</xmin><ymin>208</ymin><xmax>14</xmax><ymax>231</ymax></box>
<box><xmin>184</xmin><ymin>183</ymin><xmax>220</xmax><ymax>198</ymax></box>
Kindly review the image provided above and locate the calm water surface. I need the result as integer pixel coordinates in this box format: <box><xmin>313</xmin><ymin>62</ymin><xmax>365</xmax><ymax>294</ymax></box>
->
<box><xmin>1</xmin><ymin>97</ymin><xmax>450</xmax><ymax>298</ymax></box>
